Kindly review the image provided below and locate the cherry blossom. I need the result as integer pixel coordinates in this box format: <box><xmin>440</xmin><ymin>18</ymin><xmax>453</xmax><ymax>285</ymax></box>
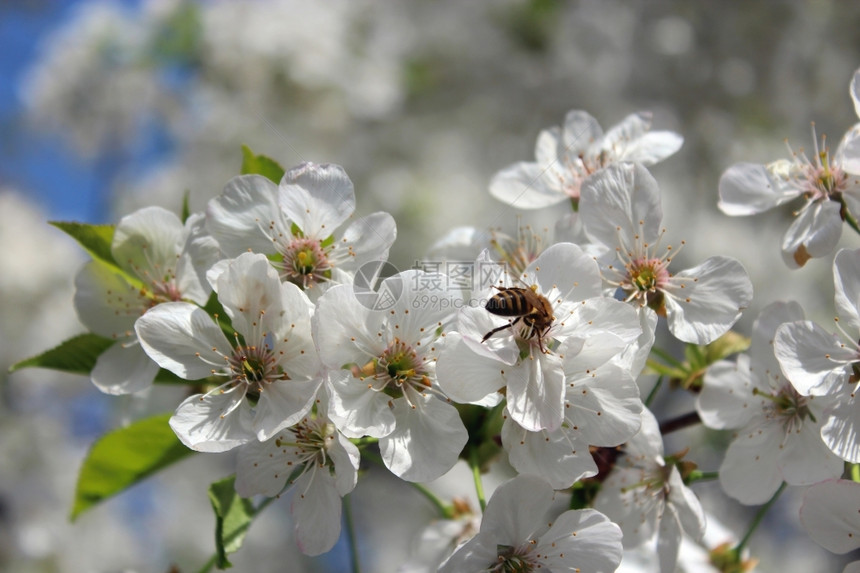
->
<box><xmin>799</xmin><ymin>479</ymin><xmax>860</xmax><ymax>573</ymax></box>
<box><xmin>697</xmin><ymin>301</ymin><xmax>843</xmax><ymax>504</ymax></box>
<box><xmin>489</xmin><ymin>109</ymin><xmax>682</xmax><ymax>209</ymax></box>
<box><xmin>438</xmin><ymin>474</ymin><xmax>624</xmax><ymax>573</ymax></box>
<box><xmin>580</xmin><ymin>162</ymin><xmax>753</xmax><ymax>346</ymax></box>
<box><xmin>312</xmin><ymin>270</ymin><xmax>468</xmax><ymax>482</ymax></box>
<box><xmin>135</xmin><ymin>252</ymin><xmax>323</xmax><ymax>452</ymax></box>
<box><xmin>775</xmin><ymin>248</ymin><xmax>860</xmax><ymax>462</ymax></box>
<box><xmin>206</xmin><ymin>161</ymin><xmax>396</xmax><ymax>297</ymax></box>
<box><xmin>234</xmin><ymin>404</ymin><xmax>359</xmax><ymax>556</ymax></box>
<box><xmin>74</xmin><ymin>206</ymin><xmax>218</xmax><ymax>394</ymax></box>
<box><xmin>593</xmin><ymin>408</ymin><xmax>706</xmax><ymax>573</ymax></box>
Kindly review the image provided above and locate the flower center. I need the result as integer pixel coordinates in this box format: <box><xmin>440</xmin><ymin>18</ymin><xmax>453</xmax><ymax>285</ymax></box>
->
<box><xmin>755</xmin><ymin>381</ymin><xmax>816</xmax><ymax>432</ymax></box>
<box><xmin>276</xmin><ymin>417</ymin><xmax>337</xmax><ymax>471</ymax></box>
<box><xmin>624</xmin><ymin>257</ymin><xmax>670</xmax><ymax>309</ymax></box>
<box><xmin>803</xmin><ymin>155</ymin><xmax>848</xmax><ymax>201</ymax></box>
<box><xmin>350</xmin><ymin>338</ymin><xmax>431</xmax><ymax>398</ymax></box>
<box><xmin>492</xmin><ymin>544</ymin><xmax>538</xmax><ymax>573</ymax></box>
<box><xmin>279</xmin><ymin>237</ymin><xmax>332</xmax><ymax>290</ymax></box>
<box><xmin>226</xmin><ymin>342</ymin><xmax>287</xmax><ymax>392</ymax></box>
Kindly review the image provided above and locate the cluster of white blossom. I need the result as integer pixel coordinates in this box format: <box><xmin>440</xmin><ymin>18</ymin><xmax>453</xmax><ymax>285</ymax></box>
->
<box><xmin>19</xmin><ymin>2</ymin><xmax>860</xmax><ymax>567</ymax></box>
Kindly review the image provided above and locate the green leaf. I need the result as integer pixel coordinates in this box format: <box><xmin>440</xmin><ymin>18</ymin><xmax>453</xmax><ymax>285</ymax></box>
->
<box><xmin>50</xmin><ymin>221</ymin><xmax>117</xmax><ymax>266</ymax></box>
<box><xmin>240</xmin><ymin>145</ymin><xmax>285</xmax><ymax>183</ymax></box>
<box><xmin>208</xmin><ymin>476</ymin><xmax>256</xmax><ymax>568</ymax></box>
<box><xmin>10</xmin><ymin>333</ymin><xmax>115</xmax><ymax>375</ymax></box>
<box><xmin>71</xmin><ymin>413</ymin><xmax>194</xmax><ymax>520</ymax></box>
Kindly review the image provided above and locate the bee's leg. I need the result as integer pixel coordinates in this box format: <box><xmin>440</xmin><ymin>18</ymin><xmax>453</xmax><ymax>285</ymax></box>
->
<box><xmin>481</xmin><ymin>317</ymin><xmax>521</xmax><ymax>343</ymax></box>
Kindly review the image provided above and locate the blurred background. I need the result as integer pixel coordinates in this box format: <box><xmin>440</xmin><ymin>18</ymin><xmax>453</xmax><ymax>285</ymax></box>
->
<box><xmin>3</xmin><ymin>0</ymin><xmax>860</xmax><ymax>571</ymax></box>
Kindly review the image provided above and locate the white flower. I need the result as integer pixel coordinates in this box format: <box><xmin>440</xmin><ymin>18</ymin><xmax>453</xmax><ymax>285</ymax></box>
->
<box><xmin>593</xmin><ymin>408</ymin><xmax>706</xmax><ymax>573</ymax></box>
<box><xmin>312</xmin><ymin>270</ymin><xmax>468</xmax><ymax>482</ymax></box>
<box><xmin>489</xmin><ymin>110</ymin><xmax>682</xmax><ymax>209</ymax></box>
<box><xmin>500</xmin><ymin>356</ymin><xmax>642</xmax><ymax>488</ymax></box>
<box><xmin>206</xmin><ymin>161</ymin><xmax>396</xmax><ymax>297</ymax></box>
<box><xmin>74</xmin><ymin>206</ymin><xmax>217</xmax><ymax>395</ymax></box>
<box><xmin>799</xmin><ymin>479</ymin><xmax>860</xmax><ymax>573</ymax></box>
<box><xmin>436</xmin><ymin>243</ymin><xmax>641</xmax><ymax>433</ymax></box>
<box><xmin>135</xmin><ymin>252</ymin><xmax>323</xmax><ymax>452</ymax></box>
<box><xmin>718</xmin><ymin>119</ymin><xmax>860</xmax><ymax>268</ymax></box>
<box><xmin>775</xmin><ymin>248</ymin><xmax>860</xmax><ymax>462</ymax></box>
<box><xmin>697</xmin><ymin>301</ymin><xmax>844</xmax><ymax>505</ymax></box>
<box><xmin>439</xmin><ymin>474</ymin><xmax>624</xmax><ymax>573</ymax></box>
<box><xmin>234</xmin><ymin>405</ymin><xmax>359</xmax><ymax>556</ymax></box>
<box><xmin>580</xmin><ymin>162</ymin><xmax>753</xmax><ymax>345</ymax></box>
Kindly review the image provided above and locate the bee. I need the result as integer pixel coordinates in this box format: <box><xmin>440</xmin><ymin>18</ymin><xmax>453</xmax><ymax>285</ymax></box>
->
<box><xmin>481</xmin><ymin>284</ymin><xmax>555</xmax><ymax>353</ymax></box>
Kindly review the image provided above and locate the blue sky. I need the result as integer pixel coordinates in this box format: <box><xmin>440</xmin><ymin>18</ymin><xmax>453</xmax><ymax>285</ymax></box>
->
<box><xmin>0</xmin><ymin>1</ymin><xmax>139</xmax><ymax>223</ymax></box>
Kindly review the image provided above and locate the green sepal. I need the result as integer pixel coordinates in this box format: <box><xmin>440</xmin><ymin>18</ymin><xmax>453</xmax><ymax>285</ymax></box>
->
<box><xmin>181</xmin><ymin>190</ymin><xmax>192</xmax><ymax>223</ymax></box>
<box><xmin>208</xmin><ymin>476</ymin><xmax>256</xmax><ymax>569</ymax></box>
<box><xmin>71</xmin><ymin>413</ymin><xmax>195</xmax><ymax>520</ymax></box>
<box><xmin>240</xmin><ymin>144</ymin><xmax>285</xmax><ymax>184</ymax></box>
<box><xmin>50</xmin><ymin>221</ymin><xmax>118</xmax><ymax>267</ymax></box>
<box><xmin>647</xmin><ymin>330</ymin><xmax>751</xmax><ymax>392</ymax></box>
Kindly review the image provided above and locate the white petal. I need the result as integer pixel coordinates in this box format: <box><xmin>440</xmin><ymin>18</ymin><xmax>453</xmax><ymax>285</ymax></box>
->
<box><xmin>553</xmin><ymin>296</ymin><xmax>641</xmax><ymax>345</ymax></box>
<box><xmin>481</xmin><ymin>475</ymin><xmax>553</xmax><ymax>543</ymax></box>
<box><xmin>800</xmin><ymin>479</ymin><xmax>860</xmax><ymax>554</ymax></box>
<box><xmin>835</xmin><ymin>248</ymin><xmax>860</xmax><ymax>333</ymax></box>
<box><xmin>330</xmin><ymin>431</ymin><xmax>360</xmax><ymax>496</ymax></box>
<box><xmin>621</xmin><ymin>130</ymin><xmax>684</xmax><ymax>165</ymax></box>
<box><xmin>326</xmin><ymin>369</ymin><xmax>396</xmax><ymax>438</ymax></box>
<box><xmin>435</xmin><ymin>332</ymin><xmax>507</xmax><ymax>403</ymax></box>
<box><xmin>180</xmin><ymin>212</ymin><xmax>222</xmax><ymax>302</ymax></box>
<box><xmin>313</xmin><ymin>284</ymin><xmax>383</xmax><ymax>370</ymax></box>
<box><xmin>719</xmin><ymin>423</ymin><xmax>784</xmax><ymax>505</ymax></box>
<box><xmin>774</xmin><ymin>320</ymin><xmax>854</xmax><ymax>395</ymax></box>
<box><xmin>781</xmin><ymin>200</ymin><xmax>843</xmax><ymax>268</ymax></box>
<box><xmin>593</xmin><ymin>466</ymin><xmax>658</xmax><ymax>548</ymax></box>
<box><xmin>527</xmin><ymin>242</ymin><xmax>604</xmax><ymax>302</ymax></box>
<box><xmin>717</xmin><ymin>162</ymin><xmax>799</xmax><ymax>215</ymax></box>
<box><xmin>657</xmin><ymin>506</ymin><xmax>683</xmax><ymax>573</ymax></box>
<box><xmin>505</xmin><ymin>353</ymin><xmax>565</xmax><ymax>432</ymax></box>
<box><xmin>379</xmin><ymin>394</ymin><xmax>467</xmax><ymax>482</ymax></box>
<box><xmin>488</xmin><ymin>161</ymin><xmax>567</xmax><ymax>209</ymax></box>
<box><xmin>330</xmin><ymin>211</ymin><xmax>397</xmax><ymax>273</ymax></box>
<box><xmin>74</xmin><ymin>260</ymin><xmax>147</xmax><ymax>337</ymax></box>
<box><xmin>206</xmin><ymin>174</ymin><xmax>282</xmax><ymax>257</ymax></box>
<box><xmin>502</xmin><ymin>417</ymin><xmax>597</xmax><ymax>488</ymax></box>
<box><xmin>562</xmin><ymin>110</ymin><xmax>604</xmax><ymax>154</ymax></box>
<box><xmin>580</xmin><ymin>162</ymin><xmax>663</xmax><ymax>249</ymax></box>
<box><xmin>215</xmin><ymin>252</ymin><xmax>286</xmax><ymax>336</ymax></box>
<box><xmin>837</xmin><ymin>125</ymin><xmax>860</xmax><ymax>177</ymax></box>
<box><xmin>135</xmin><ymin>302</ymin><xmax>231</xmax><ymax>379</ymax></box>
<box><xmin>291</xmin><ymin>469</ymin><xmax>343</xmax><ymax>556</ymax></box>
<box><xmin>254</xmin><ymin>378</ymin><xmax>322</xmax><ymax>441</ymax></box>
<box><xmin>235</xmin><ymin>434</ymin><xmax>303</xmax><ymax>497</ymax></box>
<box><xmin>169</xmin><ymin>391</ymin><xmax>255</xmax><ymax>452</ymax></box>
<box><xmin>564</xmin><ymin>361</ymin><xmax>642</xmax><ymax>447</ymax></box>
<box><xmin>112</xmin><ymin>206</ymin><xmax>184</xmax><ymax>280</ymax></box>
<box><xmin>697</xmin><ymin>357</ymin><xmax>757</xmax><ymax>430</ymax></box>
<box><xmin>91</xmin><ymin>342</ymin><xmax>159</xmax><ymax>395</ymax></box>
<box><xmin>663</xmin><ymin>256</ymin><xmax>753</xmax><ymax>344</ymax></box>
<box><xmin>750</xmin><ymin>300</ymin><xmax>805</xmax><ymax>377</ymax></box>
<box><xmin>778</xmin><ymin>415</ymin><xmax>844</xmax><ymax>485</ymax></box>
<box><xmin>853</xmin><ymin>67</ymin><xmax>860</xmax><ymax>119</ymax></box>
<box><xmin>667</xmin><ymin>467</ymin><xmax>705</xmax><ymax>542</ymax></box>
<box><xmin>279</xmin><ymin>162</ymin><xmax>355</xmax><ymax>236</ymax></box>
<box><xmin>822</xmin><ymin>393</ymin><xmax>860</xmax><ymax>462</ymax></box>
<box><xmin>538</xmin><ymin>508</ymin><xmax>624</xmax><ymax>572</ymax></box>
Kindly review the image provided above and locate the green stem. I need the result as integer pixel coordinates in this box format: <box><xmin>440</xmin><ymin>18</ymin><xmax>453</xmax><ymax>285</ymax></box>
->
<box><xmin>344</xmin><ymin>494</ymin><xmax>362</xmax><ymax>573</ymax></box>
<box><xmin>650</xmin><ymin>346</ymin><xmax>685</xmax><ymax>369</ymax></box>
<box><xmin>852</xmin><ymin>463</ymin><xmax>860</xmax><ymax>483</ymax></box>
<box><xmin>645</xmin><ymin>376</ymin><xmax>664</xmax><ymax>407</ymax></box>
<box><xmin>686</xmin><ymin>470</ymin><xmax>719</xmax><ymax>483</ymax></box>
<box><xmin>194</xmin><ymin>554</ymin><xmax>217</xmax><ymax>573</ymax></box>
<box><xmin>843</xmin><ymin>200</ymin><xmax>860</xmax><ymax>236</ymax></box>
<box><xmin>469</xmin><ymin>448</ymin><xmax>487</xmax><ymax>512</ymax></box>
<box><xmin>735</xmin><ymin>482</ymin><xmax>787</xmax><ymax>554</ymax></box>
